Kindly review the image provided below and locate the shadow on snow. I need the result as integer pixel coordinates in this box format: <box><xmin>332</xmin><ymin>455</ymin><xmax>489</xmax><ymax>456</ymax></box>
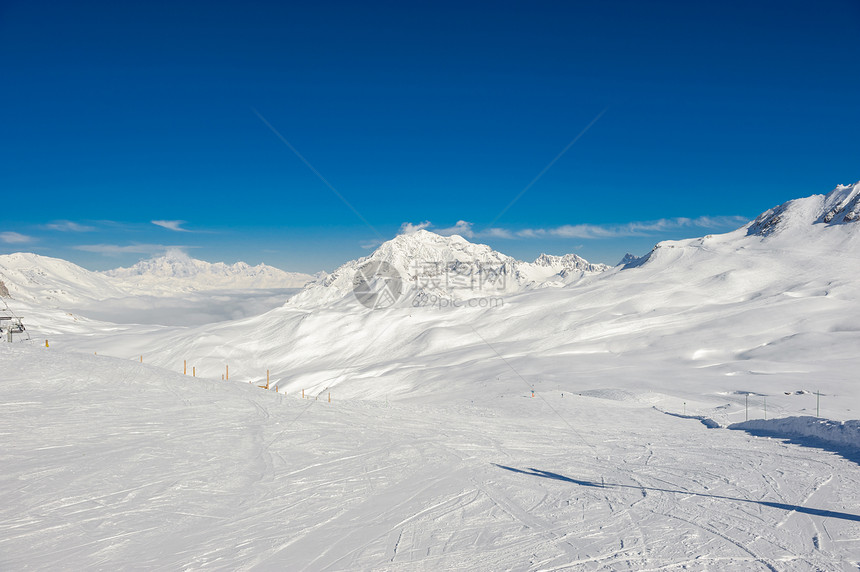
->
<box><xmin>494</xmin><ymin>464</ymin><xmax>860</xmax><ymax>523</ymax></box>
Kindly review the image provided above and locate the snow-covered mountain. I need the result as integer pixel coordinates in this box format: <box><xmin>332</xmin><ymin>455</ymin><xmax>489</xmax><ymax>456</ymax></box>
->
<box><xmin>7</xmin><ymin>182</ymin><xmax>860</xmax><ymax>571</ymax></box>
<box><xmin>617</xmin><ymin>252</ymin><xmax>642</xmax><ymax>267</ymax></box>
<box><xmin>103</xmin><ymin>249</ymin><xmax>314</xmax><ymax>293</ymax></box>
<box><xmin>288</xmin><ymin>230</ymin><xmax>609</xmax><ymax>309</ymax></box>
<box><xmin>0</xmin><ymin>251</ymin><xmax>316</xmax><ymax>330</ymax></box>
<box><xmin>0</xmin><ymin>250</ymin><xmax>314</xmax><ymax>306</ymax></box>
<box><xmin>624</xmin><ymin>181</ymin><xmax>860</xmax><ymax>271</ymax></box>
<box><xmin>745</xmin><ymin>181</ymin><xmax>860</xmax><ymax>237</ymax></box>
<box><xmin>64</xmin><ymin>180</ymin><xmax>857</xmax><ymax>406</ymax></box>
<box><xmin>0</xmin><ymin>252</ymin><xmax>130</xmax><ymax>306</ymax></box>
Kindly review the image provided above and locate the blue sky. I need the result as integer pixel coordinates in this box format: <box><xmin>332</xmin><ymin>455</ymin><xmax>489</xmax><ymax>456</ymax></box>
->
<box><xmin>1</xmin><ymin>1</ymin><xmax>858</xmax><ymax>273</ymax></box>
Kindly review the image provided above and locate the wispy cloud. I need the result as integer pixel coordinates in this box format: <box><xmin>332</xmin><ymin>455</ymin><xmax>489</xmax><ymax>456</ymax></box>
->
<box><xmin>74</xmin><ymin>243</ymin><xmax>194</xmax><ymax>256</ymax></box>
<box><xmin>151</xmin><ymin>220</ymin><xmax>191</xmax><ymax>232</ymax></box>
<box><xmin>398</xmin><ymin>215</ymin><xmax>749</xmax><ymax>241</ymax></box>
<box><xmin>433</xmin><ymin>221</ymin><xmax>512</xmax><ymax>239</ymax></box>
<box><xmin>0</xmin><ymin>231</ymin><xmax>33</xmax><ymax>244</ymax></box>
<box><xmin>399</xmin><ymin>221</ymin><xmax>432</xmax><ymax>234</ymax></box>
<box><xmin>521</xmin><ymin>216</ymin><xmax>750</xmax><ymax>239</ymax></box>
<box><xmin>434</xmin><ymin>220</ymin><xmax>475</xmax><ymax>237</ymax></box>
<box><xmin>43</xmin><ymin>220</ymin><xmax>96</xmax><ymax>232</ymax></box>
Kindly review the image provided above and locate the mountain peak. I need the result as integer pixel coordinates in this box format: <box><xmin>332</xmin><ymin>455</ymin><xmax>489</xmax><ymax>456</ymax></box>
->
<box><xmin>617</xmin><ymin>253</ymin><xmax>642</xmax><ymax>267</ymax></box>
<box><xmin>820</xmin><ymin>182</ymin><xmax>860</xmax><ymax>224</ymax></box>
<box><xmin>747</xmin><ymin>181</ymin><xmax>860</xmax><ymax>237</ymax></box>
<box><xmin>289</xmin><ymin>231</ymin><xmax>607</xmax><ymax>309</ymax></box>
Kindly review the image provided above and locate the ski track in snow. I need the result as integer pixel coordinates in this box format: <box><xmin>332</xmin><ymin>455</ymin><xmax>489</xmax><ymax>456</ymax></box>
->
<box><xmin>4</xmin><ymin>183</ymin><xmax>860</xmax><ymax>569</ymax></box>
<box><xmin>2</xmin><ymin>346</ymin><xmax>859</xmax><ymax>571</ymax></box>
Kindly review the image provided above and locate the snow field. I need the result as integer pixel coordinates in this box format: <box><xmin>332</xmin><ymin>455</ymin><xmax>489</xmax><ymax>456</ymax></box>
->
<box><xmin>2</xmin><ymin>345</ymin><xmax>859</xmax><ymax>570</ymax></box>
<box><xmin>3</xmin><ymin>182</ymin><xmax>860</xmax><ymax>569</ymax></box>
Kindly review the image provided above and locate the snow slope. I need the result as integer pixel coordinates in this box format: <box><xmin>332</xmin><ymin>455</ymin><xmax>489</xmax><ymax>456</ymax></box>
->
<box><xmin>0</xmin><ymin>252</ymin><xmax>130</xmax><ymax>306</ymax></box>
<box><xmin>4</xmin><ymin>182</ymin><xmax>860</xmax><ymax>569</ymax></box>
<box><xmin>2</xmin><ymin>344</ymin><xmax>859</xmax><ymax>570</ymax></box>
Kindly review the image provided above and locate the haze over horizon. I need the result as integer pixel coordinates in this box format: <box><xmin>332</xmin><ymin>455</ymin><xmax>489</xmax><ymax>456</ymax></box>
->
<box><xmin>2</xmin><ymin>1</ymin><xmax>858</xmax><ymax>273</ymax></box>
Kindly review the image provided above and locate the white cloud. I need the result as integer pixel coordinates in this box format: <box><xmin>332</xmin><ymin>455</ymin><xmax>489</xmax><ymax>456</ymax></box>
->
<box><xmin>0</xmin><ymin>231</ymin><xmax>33</xmax><ymax>244</ymax></box>
<box><xmin>690</xmin><ymin>215</ymin><xmax>750</xmax><ymax>228</ymax></box>
<box><xmin>43</xmin><ymin>220</ymin><xmax>96</xmax><ymax>232</ymax></box>
<box><xmin>390</xmin><ymin>215</ymin><xmax>749</xmax><ymax>245</ymax></box>
<box><xmin>520</xmin><ymin>215</ymin><xmax>750</xmax><ymax>239</ymax></box>
<box><xmin>482</xmin><ymin>227</ymin><xmax>515</xmax><ymax>239</ymax></box>
<box><xmin>152</xmin><ymin>220</ymin><xmax>191</xmax><ymax>232</ymax></box>
<box><xmin>398</xmin><ymin>221</ymin><xmax>432</xmax><ymax>234</ymax></box>
<box><xmin>435</xmin><ymin>220</ymin><xmax>475</xmax><ymax>238</ymax></box>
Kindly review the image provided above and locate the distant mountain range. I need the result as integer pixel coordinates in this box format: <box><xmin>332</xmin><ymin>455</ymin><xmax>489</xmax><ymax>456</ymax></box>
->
<box><xmin>108</xmin><ymin>180</ymin><xmax>860</xmax><ymax>402</ymax></box>
<box><xmin>0</xmin><ymin>250</ymin><xmax>314</xmax><ymax>307</ymax></box>
<box><xmin>102</xmin><ymin>249</ymin><xmax>314</xmax><ymax>294</ymax></box>
<box><xmin>2</xmin><ymin>181</ymin><xmax>858</xmax><ymax>316</ymax></box>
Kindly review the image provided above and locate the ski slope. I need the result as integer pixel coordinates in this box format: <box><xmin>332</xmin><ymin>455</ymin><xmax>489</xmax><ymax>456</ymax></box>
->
<box><xmin>2</xmin><ymin>345</ymin><xmax>859</xmax><ymax>570</ymax></box>
<box><xmin>2</xmin><ymin>181</ymin><xmax>860</xmax><ymax>569</ymax></box>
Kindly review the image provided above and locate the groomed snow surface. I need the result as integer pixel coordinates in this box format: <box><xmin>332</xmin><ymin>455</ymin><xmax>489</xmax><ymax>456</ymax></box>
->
<box><xmin>2</xmin><ymin>182</ymin><xmax>860</xmax><ymax>570</ymax></box>
<box><xmin>3</xmin><ymin>345</ymin><xmax>859</xmax><ymax>571</ymax></box>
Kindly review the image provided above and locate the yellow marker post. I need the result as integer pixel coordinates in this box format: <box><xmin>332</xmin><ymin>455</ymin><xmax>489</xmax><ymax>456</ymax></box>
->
<box><xmin>45</xmin><ymin>340</ymin><xmax>49</xmax><ymax>347</ymax></box>
<box><xmin>193</xmin><ymin>366</ymin><xmax>196</xmax><ymax>377</ymax></box>
<box><xmin>226</xmin><ymin>365</ymin><xmax>229</xmax><ymax>381</ymax></box>
<box><xmin>184</xmin><ymin>360</ymin><xmax>187</xmax><ymax>375</ymax></box>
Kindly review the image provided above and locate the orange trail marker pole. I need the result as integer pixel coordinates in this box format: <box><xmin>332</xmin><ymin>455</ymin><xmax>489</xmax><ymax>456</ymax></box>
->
<box><xmin>193</xmin><ymin>366</ymin><xmax>196</xmax><ymax>377</ymax></box>
<box><xmin>328</xmin><ymin>392</ymin><xmax>331</xmax><ymax>403</ymax></box>
<box><xmin>184</xmin><ymin>360</ymin><xmax>187</xmax><ymax>375</ymax></box>
<box><xmin>226</xmin><ymin>365</ymin><xmax>229</xmax><ymax>381</ymax></box>
<box><xmin>302</xmin><ymin>389</ymin><xmax>305</xmax><ymax>399</ymax></box>
<box><xmin>45</xmin><ymin>340</ymin><xmax>49</xmax><ymax>347</ymax></box>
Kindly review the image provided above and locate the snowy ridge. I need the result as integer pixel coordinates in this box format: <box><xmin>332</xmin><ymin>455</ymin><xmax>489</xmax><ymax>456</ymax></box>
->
<box><xmin>0</xmin><ymin>252</ymin><xmax>130</xmax><ymax>306</ymax></box>
<box><xmin>626</xmin><ymin>181</ymin><xmax>860</xmax><ymax>270</ymax></box>
<box><xmin>747</xmin><ymin>180</ymin><xmax>860</xmax><ymax>237</ymax></box>
<box><xmin>820</xmin><ymin>181</ymin><xmax>860</xmax><ymax>224</ymax></box>
<box><xmin>288</xmin><ymin>230</ymin><xmax>608</xmax><ymax>308</ymax></box>
<box><xmin>104</xmin><ymin>249</ymin><xmax>313</xmax><ymax>293</ymax></box>
<box><xmin>617</xmin><ymin>253</ymin><xmax>642</xmax><ymax>267</ymax></box>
